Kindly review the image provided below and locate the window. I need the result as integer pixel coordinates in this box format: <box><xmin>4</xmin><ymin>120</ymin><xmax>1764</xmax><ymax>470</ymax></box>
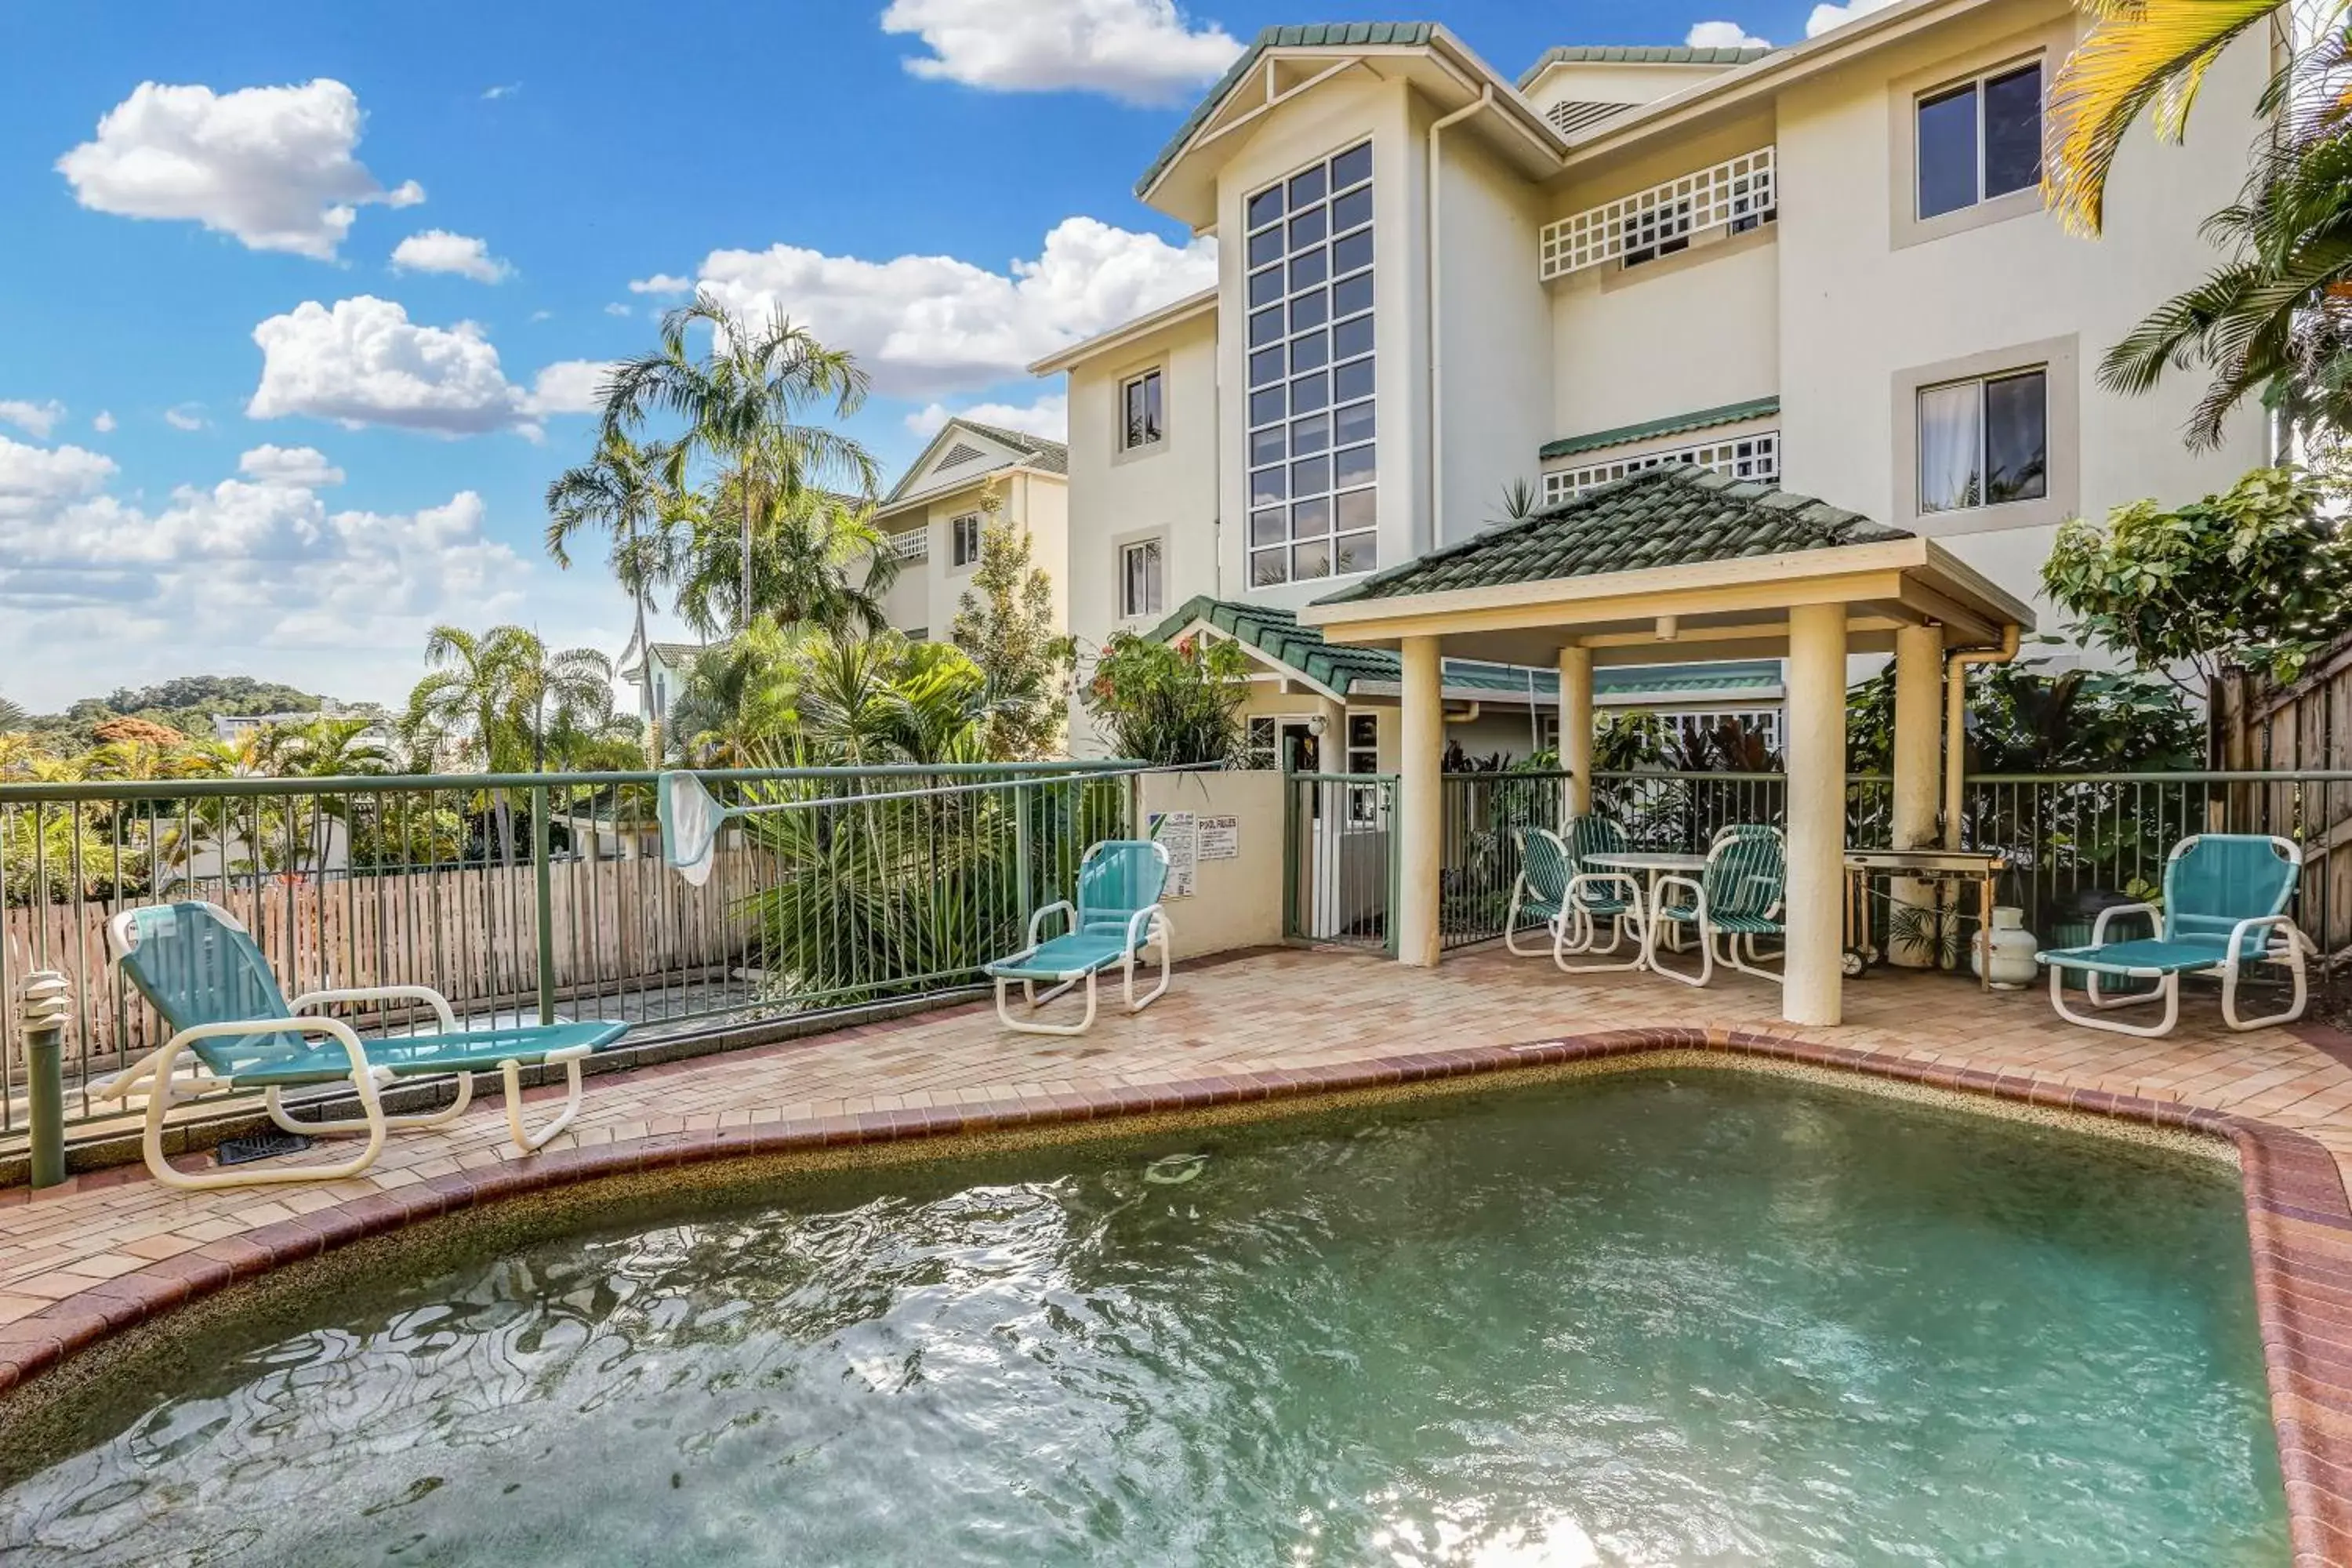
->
<box><xmin>1246</xmin><ymin>141</ymin><xmax>1377</xmax><ymax>588</ymax></box>
<box><xmin>1121</xmin><ymin>369</ymin><xmax>1164</xmax><ymax>451</ymax></box>
<box><xmin>653</xmin><ymin>673</ymin><xmax>667</xmax><ymax>720</ymax></box>
<box><xmin>1120</xmin><ymin>539</ymin><xmax>1163</xmax><ymax>618</ymax></box>
<box><xmin>1244</xmin><ymin>715</ymin><xmax>1279</xmax><ymax>769</ymax></box>
<box><xmin>1916</xmin><ymin>62</ymin><xmax>2042</xmax><ymax>220</ymax></box>
<box><xmin>1621</xmin><ymin>198</ymin><xmax>1692</xmax><ymax>267</ymax></box>
<box><xmin>951</xmin><ymin>512</ymin><xmax>983</xmax><ymax>567</ymax></box>
<box><xmin>1917</xmin><ymin>368</ymin><xmax>2046</xmax><ymax>514</ymax></box>
<box><xmin>1345</xmin><ymin>713</ymin><xmax>1382</xmax><ymax>823</ymax></box>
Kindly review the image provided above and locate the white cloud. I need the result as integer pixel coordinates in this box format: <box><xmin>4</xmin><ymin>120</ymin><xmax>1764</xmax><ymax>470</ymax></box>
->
<box><xmin>165</xmin><ymin>404</ymin><xmax>209</xmax><ymax>431</ymax></box>
<box><xmin>603</xmin><ymin>302</ymin><xmax>632</xmax><ymax>317</ymax></box>
<box><xmin>1806</xmin><ymin>0</ymin><xmax>1896</xmax><ymax>36</ymax></box>
<box><xmin>627</xmin><ymin>273</ymin><xmax>694</xmax><ymax>296</ymax></box>
<box><xmin>906</xmin><ymin>393</ymin><xmax>1067</xmax><ymax>441</ymax></box>
<box><xmin>528</xmin><ymin>310</ymin><xmax>552</xmax><ymax>322</ymax></box>
<box><xmin>390</xmin><ymin>229</ymin><xmax>512</xmax><ymax>282</ymax></box>
<box><xmin>880</xmin><ymin>0</ymin><xmax>1243</xmax><ymax>105</ymax></box>
<box><xmin>0</xmin><ymin>400</ymin><xmax>66</xmax><ymax>439</ymax></box>
<box><xmin>689</xmin><ymin>216</ymin><xmax>1215</xmax><ymax>398</ymax></box>
<box><xmin>238</xmin><ymin>443</ymin><xmax>345</xmax><ymax>488</ymax></box>
<box><xmin>524</xmin><ymin>359</ymin><xmax>615</xmax><ymax>416</ymax></box>
<box><xmin>92</xmin><ymin>410</ymin><xmax>116</xmax><ymax>434</ymax></box>
<box><xmin>482</xmin><ymin>82</ymin><xmax>521</xmax><ymax>100</ymax></box>
<box><xmin>1686</xmin><ymin>20</ymin><xmax>1771</xmax><ymax>49</ymax></box>
<box><xmin>247</xmin><ymin>296</ymin><xmax>539</xmax><ymax>437</ymax></box>
<box><xmin>0</xmin><ymin>434</ymin><xmax>590</xmax><ymax>708</ymax></box>
<box><xmin>56</xmin><ymin>80</ymin><xmax>423</xmax><ymax>260</ymax></box>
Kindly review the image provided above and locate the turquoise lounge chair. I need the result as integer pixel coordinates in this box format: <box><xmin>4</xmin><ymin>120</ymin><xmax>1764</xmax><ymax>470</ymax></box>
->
<box><xmin>2037</xmin><ymin>834</ymin><xmax>2312</xmax><ymax>1037</ymax></box>
<box><xmin>102</xmin><ymin>901</ymin><xmax>628</xmax><ymax>1189</ymax></box>
<box><xmin>985</xmin><ymin>840</ymin><xmax>1172</xmax><ymax>1036</ymax></box>
<box><xmin>1649</xmin><ymin>824</ymin><xmax>1787</xmax><ymax>989</ymax></box>
<box><xmin>1505</xmin><ymin>818</ymin><xmax>1646</xmax><ymax>972</ymax></box>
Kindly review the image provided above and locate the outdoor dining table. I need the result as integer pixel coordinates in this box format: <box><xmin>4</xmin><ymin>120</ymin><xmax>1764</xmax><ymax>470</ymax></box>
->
<box><xmin>1584</xmin><ymin>849</ymin><xmax>1709</xmax><ymax>971</ymax></box>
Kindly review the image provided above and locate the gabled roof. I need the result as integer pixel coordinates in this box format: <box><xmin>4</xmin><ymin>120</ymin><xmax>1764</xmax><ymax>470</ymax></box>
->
<box><xmin>1142</xmin><ymin>594</ymin><xmax>1781</xmax><ymax>703</ymax></box>
<box><xmin>1541</xmin><ymin>396</ymin><xmax>1780</xmax><ymax>459</ymax></box>
<box><xmin>1317</xmin><ymin>465</ymin><xmax>1909</xmax><ymax>604</ymax></box>
<box><xmin>1517</xmin><ymin>44</ymin><xmax>1772</xmax><ymax>89</ymax></box>
<box><xmin>880</xmin><ymin>416</ymin><xmax>1069</xmax><ymax>510</ymax></box>
<box><xmin>1137</xmin><ymin>24</ymin><xmax>1438</xmax><ymax>201</ymax></box>
<box><xmin>619</xmin><ymin>639</ymin><xmax>723</xmax><ymax>681</ymax></box>
<box><xmin>959</xmin><ymin>421</ymin><xmax>1069</xmax><ymax>476</ymax></box>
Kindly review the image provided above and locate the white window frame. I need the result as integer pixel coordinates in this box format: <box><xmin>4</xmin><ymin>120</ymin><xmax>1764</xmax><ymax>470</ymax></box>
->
<box><xmin>1915</xmin><ymin>366</ymin><xmax>2049</xmax><ymax>517</ymax></box>
<box><xmin>1544</xmin><ymin>430</ymin><xmax>1780</xmax><ymax>503</ymax></box>
<box><xmin>1120</xmin><ymin>368</ymin><xmax>1165</xmax><ymax>453</ymax></box>
<box><xmin>1539</xmin><ymin>148</ymin><xmax>1776</xmax><ymax>280</ymax></box>
<box><xmin>1118</xmin><ymin>537</ymin><xmax>1163</xmax><ymax>619</ymax></box>
<box><xmin>1913</xmin><ymin>60</ymin><xmax>2043</xmax><ymax>223</ymax></box>
<box><xmin>950</xmin><ymin>512</ymin><xmax>983</xmax><ymax>568</ymax></box>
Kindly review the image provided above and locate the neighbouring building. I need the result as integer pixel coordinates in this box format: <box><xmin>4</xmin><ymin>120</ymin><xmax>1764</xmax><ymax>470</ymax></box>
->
<box><xmin>1038</xmin><ymin>4</ymin><xmax>2270</xmax><ymax>760</ymax></box>
<box><xmin>870</xmin><ymin>417</ymin><xmax>1070</xmax><ymax>643</ymax></box>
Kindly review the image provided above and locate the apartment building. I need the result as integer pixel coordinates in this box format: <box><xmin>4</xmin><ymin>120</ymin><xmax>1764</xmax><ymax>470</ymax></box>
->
<box><xmin>1038</xmin><ymin>3</ymin><xmax>2270</xmax><ymax>761</ymax></box>
<box><xmin>870</xmin><ymin>417</ymin><xmax>1070</xmax><ymax>643</ymax></box>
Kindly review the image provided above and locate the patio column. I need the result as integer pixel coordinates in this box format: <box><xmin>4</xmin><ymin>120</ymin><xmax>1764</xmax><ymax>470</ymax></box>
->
<box><xmin>1397</xmin><ymin>634</ymin><xmax>1443</xmax><ymax>967</ymax></box>
<box><xmin>1314</xmin><ymin>694</ymin><xmax>1348</xmax><ymax>772</ymax></box>
<box><xmin>1558</xmin><ymin>643</ymin><xmax>1593</xmax><ymax>816</ymax></box>
<box><xmin>1784</xmin><ymin>602</ymin><xmax>1848</xmax><ymax>1025</ymax></box>
<box><xmin>1888</xmin><ymin>622</ymin><xmax>1944</xmax><ymax>967</ymax></box>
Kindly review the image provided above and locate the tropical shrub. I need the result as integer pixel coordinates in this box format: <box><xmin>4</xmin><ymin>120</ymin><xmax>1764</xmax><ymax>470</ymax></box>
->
<box><xmin>952</xmin><ymin>500</ymin><xmax>1076</xmax><ymax>761</ymax></box>
<box><xmin>1081</xmin><ymin>632</ymin><xmax>1253</xmax><ymax>765</ymax></box>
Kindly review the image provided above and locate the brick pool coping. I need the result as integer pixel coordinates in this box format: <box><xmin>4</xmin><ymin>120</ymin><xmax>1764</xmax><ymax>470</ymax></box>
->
<box><xmin>3</xmin><ymin>1022</ymin><xmax>2349</xmax><ymax>1563</ymax></box>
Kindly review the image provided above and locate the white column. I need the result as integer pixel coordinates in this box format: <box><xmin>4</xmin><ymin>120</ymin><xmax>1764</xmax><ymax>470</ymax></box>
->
<box><xmin>1558</xmin><ymin>643</ymin><xmax>1594</xmax><ymax>817</ymax></box>
<box><xmin>1397</xmin><ymin>635</ymin><xmax>1444</xmax><ymax>967</ymax></box>
<box><xmin>1314</xmin><ymin>694</ymin><xmax>1348</xmax><ymax>774</ymax></box>
<box><xmin>1784</xmin><ymin>603</ymin><xmax>1848</xmax><ymax>1025</ymax></box>
<box><xmin>1888</xmin><ymin>622</ymin><xmax>1944</xmax><ymax>968</ymax></box>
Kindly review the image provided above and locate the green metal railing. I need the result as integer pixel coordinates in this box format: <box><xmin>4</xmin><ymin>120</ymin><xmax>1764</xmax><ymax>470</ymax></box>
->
<box><xmin>1283</xmin><ymin>771</ymin><xmax>1397</xmax><ymax>950</ymax></box>
<box><xmin>0</xmin><ymin>761</ymin><xmax>1138</xmax><ymax>1134</ymax></box>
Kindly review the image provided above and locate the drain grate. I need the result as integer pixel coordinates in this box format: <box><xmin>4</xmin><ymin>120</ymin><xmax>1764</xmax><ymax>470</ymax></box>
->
<box><xmin>215</xmin><ymin>1130</ymin><xmax>315</xmax><ymax>1167</ymax></box>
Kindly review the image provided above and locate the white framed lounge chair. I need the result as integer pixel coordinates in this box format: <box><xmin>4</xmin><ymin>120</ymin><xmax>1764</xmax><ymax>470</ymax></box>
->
<box><xmin>102</xmin><ymin>901</ymin><xmax>629</xmax><ymax>1189</ymax></box>
<box><xmin>985</xmin><ymin>840</ymin><xmax>1173</xmax><ymax>1036</ymax></box>
<box><xmin>1648</xmin><ymin>824</ymin><xmax>1787</xmax><ymax>989</ymax></box>
<box><xmin>2036</xmin><ymin>834</ymin><xmax>2312</xmax><ymax>1038</ymax></box>
<box><xmin>1505</xmin><ymin>819</ymin><xmax>1646</xmax><ymax>973</ymax></box>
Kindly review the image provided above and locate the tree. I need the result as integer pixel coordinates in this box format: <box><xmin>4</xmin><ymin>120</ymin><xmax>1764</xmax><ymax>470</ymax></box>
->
<box><xmin>601</xmin><ymin>299</ymin><xmax>880</xmax><ymax>630</ymax></box>
<box><xmin>2042</xmin><ymin>465</ymin><xmax>2352</xmax><ymax>688</ymax></box>
<box><xmin>951</xmin><ymin>490</ymin><xmax>1076</xmax><ymax>760</ymax></box>
<box><xmin>546</xmin><ymin>427</ymin><xmax>684</xmax><ymax>762</ymax></box>
<box><xmin>670</xmin><ymin>478</ymin><xmax>899</xmax><ymax>639</ymax></box>
<box><xmin>1846</xmin><ymin>656</ymin><xmax>2201</xmax><ymax>775</ymax></box>
<box><xmin>1080</xmin><ymin>632</ymin><xmax>1254</xmax><ymax>765</ymax></box>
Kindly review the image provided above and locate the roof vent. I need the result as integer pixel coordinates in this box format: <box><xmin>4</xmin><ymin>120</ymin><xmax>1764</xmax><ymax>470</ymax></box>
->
<box><xmin>938</xmin><ymin>441</ymin><xmax>988</xmax><ymax>469</ymax></box>
<box><xmin>1546</xmin><ymin>99</ymin><xmax>1634</xmax><ymax>138</ymax></box>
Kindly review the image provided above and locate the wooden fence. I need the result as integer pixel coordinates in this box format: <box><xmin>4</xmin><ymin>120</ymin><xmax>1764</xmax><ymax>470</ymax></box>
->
<box><xmin>2215</xmin><ymin>635</ymin><xmax>2352</xmax><ymax>961</ymax></box>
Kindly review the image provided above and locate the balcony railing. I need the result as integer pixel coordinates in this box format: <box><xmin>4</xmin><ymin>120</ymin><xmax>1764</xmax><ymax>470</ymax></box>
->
<box><xmin>1539</xmin><ymin>147</ymin><xmax>1777</xmax><ymax>280</ymax></box>
<box><xmin>1544</xmin><ymin>432</ymin><xmax>1780</xmax><ymax>503</ymax></box>
<box><xmin>889</xmin><ymin>529</ymin><xmax>929</xmax><ymax>561</ymax></box>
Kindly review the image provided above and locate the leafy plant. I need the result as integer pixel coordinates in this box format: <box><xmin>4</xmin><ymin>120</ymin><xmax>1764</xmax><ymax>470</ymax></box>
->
<box><xmin>1081</xmin><ymin>632</ymin><xmax>1254</xmax><ymax>766</ymax></box>
<box><xmin>2042</xmin><ymin>466</ymin><xmax>2352</xmax><ymax>687</ymax></box>
<box><xmin>951</xmin><ymin>487</ymin><xmax>1076</xmax><ymax>761</ymax></box>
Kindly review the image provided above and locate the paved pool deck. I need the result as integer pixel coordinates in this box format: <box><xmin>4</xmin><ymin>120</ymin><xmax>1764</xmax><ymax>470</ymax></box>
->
<box><xmin>5</xmin><ymin>947</ymin><xmax>2352</xmax><ymax>1561</ymax></box>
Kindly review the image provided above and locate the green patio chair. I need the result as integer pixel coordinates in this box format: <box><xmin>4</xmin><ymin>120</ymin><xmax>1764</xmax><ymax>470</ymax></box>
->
<box><xmin>2036</xmin><ymin>834</ymin><xmax>2312</xmax><ymax>1038</ymax></box>
<box><xmin>985</xmin><ymin>840</ymin><xmax>1173</xmax><ymax>1036</ymax></box>
<box><xmin>1648</xmin><ymin>824</ymin><xmax>1786</xmax><ymax>989</ymax></box>
<box><xmin>1505</xmin><ymin>818</ymin><xmax>1646</xmax><ymax>972</ymax></box>
<box><xmin>100</xmin><ymin>901</ymin><xmax>629</xmax><ymax>1190</ymax></box>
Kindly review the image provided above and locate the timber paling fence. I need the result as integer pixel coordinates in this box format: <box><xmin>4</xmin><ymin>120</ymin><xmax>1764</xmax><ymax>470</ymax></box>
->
<box><xmin>1439</xmin><ymin>768</ymin><xmax>2352</xmax><ymax>964</ymax></box>
<box><xmin>0</xmin><ymin>762</ymin><xmax>1138</xmax><ymax>1134</ymax></box>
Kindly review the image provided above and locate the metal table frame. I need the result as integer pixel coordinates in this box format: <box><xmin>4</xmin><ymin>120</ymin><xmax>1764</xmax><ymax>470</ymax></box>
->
<box><xmin>1842</xmin><ymin>849</ymin><xmax>2008</xmax><ymax>990</ymax></box>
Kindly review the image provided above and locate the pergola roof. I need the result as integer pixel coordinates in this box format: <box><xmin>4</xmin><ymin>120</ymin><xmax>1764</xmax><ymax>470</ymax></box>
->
<box><xmin>1322</xmin><ymin>466</ymin><xmax>1908</xmax><ymax>603</ymax></box>
<box><xmin>1301</xmin><ymin>465</ymin><xmax>2032</xmax><ymax>664</ymax></box>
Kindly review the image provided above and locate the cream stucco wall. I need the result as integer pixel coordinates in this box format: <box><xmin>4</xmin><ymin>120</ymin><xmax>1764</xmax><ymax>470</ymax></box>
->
<box><xmin>1138</xmin><ymin>768</ymin><xmax>1284</xmax><ymax>960</ymax></box>
<box><xmin>1770</xmin><ymin>2</ymin><xmax>2270</xmax><ymax>618</ymax></box>
<box><xmin>1432</xmin><ymin>127</ymin><xmax>1554</xmax><ymax>544</ymax></box>
<box><xmin>873</xmin><ymin>469</ymin><xmax>1067</xmax><ymax>644</ymax></box>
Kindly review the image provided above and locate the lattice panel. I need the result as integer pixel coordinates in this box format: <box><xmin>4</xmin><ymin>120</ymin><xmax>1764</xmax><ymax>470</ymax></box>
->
<box><xmin>1538</xmin><ymin>147</ymin><xmax>1777</xmax><ymax>279</ymax></box>
<box><xmin>1543</xmin><ymin>431</ymin><xmax>1780</xmax><ymax>503</ymax></box>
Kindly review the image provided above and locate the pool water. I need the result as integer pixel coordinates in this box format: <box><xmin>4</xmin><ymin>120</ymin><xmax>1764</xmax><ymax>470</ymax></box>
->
<box><xmin>0</xmin><ymin>1072</ymin><xmax>2286</xmax><ymax>1565</ymax></box>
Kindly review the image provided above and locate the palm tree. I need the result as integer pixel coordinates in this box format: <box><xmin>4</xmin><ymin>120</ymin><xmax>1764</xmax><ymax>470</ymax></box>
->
<box><xmin>2042</xmin><ymin>0</ymin><xmax>2289</xmax><ymax>237</ymax></box>
<box><xmin>274</xmin><ymin>715</ymin><xmax>395</xmax><ymax>778</ymax></box>
<box><xmin>546</xmin><ymin>428</ymin><xmax>684</xmax><ymax>762</ymax></box>
<box><xmin>505</xmin><ymin>635</ymin><xmax>617</xmax><ymax>772</ymax></box>
<box><xmin>601</xmin><ymin>298</ymin><xmax>880</xmax><ymax>631</ymax></box>
<box><xmin>673</xmin><ymin>479</ymin><xmax>899</xmax><ymax>639</ymax></box>
<box><xmin>408</xmin><ymin>624</ymin><xmax>529</xmax><ymax>864</ymax></box>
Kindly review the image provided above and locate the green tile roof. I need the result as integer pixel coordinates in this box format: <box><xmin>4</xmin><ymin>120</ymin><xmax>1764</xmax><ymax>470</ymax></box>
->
<box><xmin>1518</xmin><ymin>44</ymin><xmax>1771</xmax><ymax>87</ymax></box>
<box><xmin>1316</xmin><ymin>465</ymin><xmax>1909</xmax><ymax>604</ymax></box>
<box><xmin>1136</xmin><ymin>24</ymin><xmax>1438</xmax><ymax>199</ymax></box>
<box><xmin>1541</xmin><ymin>396</ymin><xmax>1780</xmax><ymax>459</ymax></box>
<box><xmin>1145</xmin><ymin>595</ymin><xmax>1783</xmax><ymax>702</ymax></box>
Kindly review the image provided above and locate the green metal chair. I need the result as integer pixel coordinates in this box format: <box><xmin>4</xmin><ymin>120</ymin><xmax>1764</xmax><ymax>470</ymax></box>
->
<box><xmin>2036</xmin><ymin>834</ymin><xmax>2311</xmax><ymax>1037</ymax></box>
<box><xmin>985</xmin><ymin>840</ymin><xmax>1173</xmax><ymax>1036</ymax></box>
<box><xmin>1648</xmin><ymin>824</ymin><xmax>1787</xmax><ymax>989</ymax></box>
<box><xmin>1506</xmin><ymin>818</ymin><xmax>1646</xmax><ymax>972</ymax></box>
<box><xmin>102</xmin><ymin>901</ymin><xmax>629</xmax><ymax>1189</ymax></box>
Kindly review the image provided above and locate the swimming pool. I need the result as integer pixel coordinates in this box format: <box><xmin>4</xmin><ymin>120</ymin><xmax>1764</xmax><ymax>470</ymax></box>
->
<box><xmin>0</xmin><ymin>1070</ymin><xmax>2286</xmax><ymax>1564</ymax></box>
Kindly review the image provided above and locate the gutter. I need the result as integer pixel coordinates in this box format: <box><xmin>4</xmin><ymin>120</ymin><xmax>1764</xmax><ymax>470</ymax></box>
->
<box><xmin>1942</xmin><ymin>623</ymin><xmax>2020</xmax><ymax>848</ymax></box>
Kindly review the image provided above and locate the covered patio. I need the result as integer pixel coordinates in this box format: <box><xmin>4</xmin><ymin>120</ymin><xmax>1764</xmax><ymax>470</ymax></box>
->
<box><xmin>1299</xmin><ymin>464</ymin><xmax>2034</xmax><ymax>1025</ymax></box>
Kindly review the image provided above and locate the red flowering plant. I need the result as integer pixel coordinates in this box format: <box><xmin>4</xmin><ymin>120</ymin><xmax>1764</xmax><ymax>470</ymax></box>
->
<box><xmin>1079</xmin><ymin>630</ymin><xmax>1254</xmax><ymax>765</ymax></box>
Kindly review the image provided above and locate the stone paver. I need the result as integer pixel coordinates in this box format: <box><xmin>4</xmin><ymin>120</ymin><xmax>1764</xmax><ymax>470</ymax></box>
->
<box><xmin>3</xmin><ymin>947</ymin><xmax>2351</xmax><ymax>1558</ymax></box>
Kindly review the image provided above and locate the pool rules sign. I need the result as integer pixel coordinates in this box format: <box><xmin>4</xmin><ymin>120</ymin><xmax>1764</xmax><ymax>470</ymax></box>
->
<box><xmin>1149</xmin><ymin>811</ymin><xmax>1239</xmax><ymax>899</ymax></box>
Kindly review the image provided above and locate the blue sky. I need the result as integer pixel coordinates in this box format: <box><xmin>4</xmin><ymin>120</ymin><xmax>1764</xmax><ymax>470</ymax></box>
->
<box><xmin>0</xmin><ymin>0</ymin><xmax>1848</xmax><ymax>711</ymax></box>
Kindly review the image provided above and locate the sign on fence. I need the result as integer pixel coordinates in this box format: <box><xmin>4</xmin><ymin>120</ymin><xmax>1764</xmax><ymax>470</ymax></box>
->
<box><xmin>1149</xmin><ymin>811</ymin><xmax>1199</xmax><ymax>898</ymax></box>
